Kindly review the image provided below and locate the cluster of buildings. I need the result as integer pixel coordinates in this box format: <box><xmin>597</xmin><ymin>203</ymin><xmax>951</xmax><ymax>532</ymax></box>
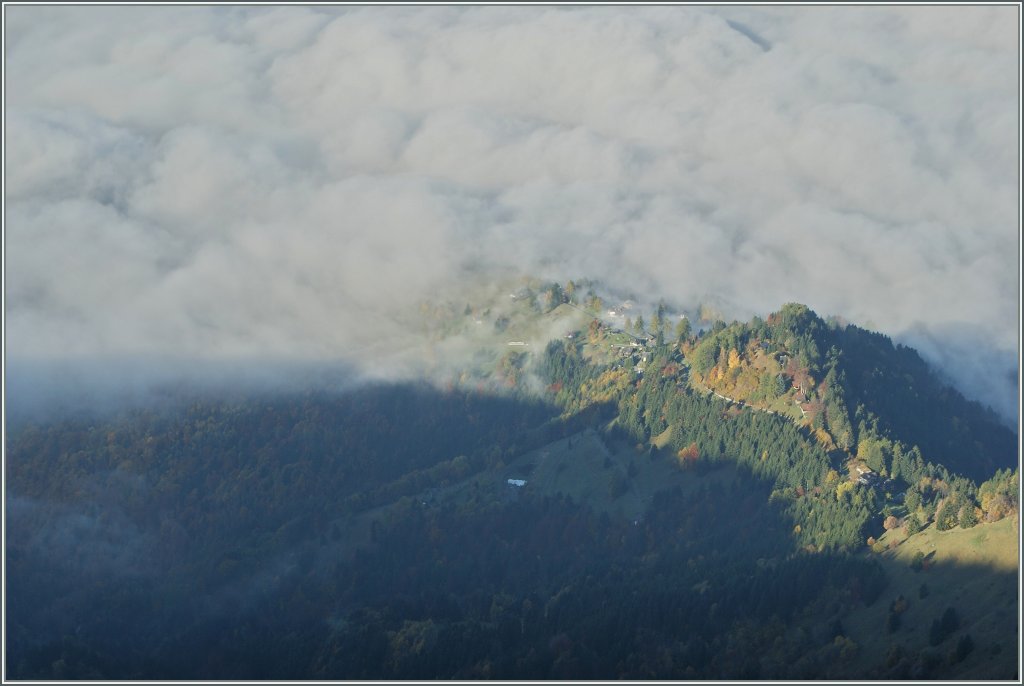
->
<box><xmin>855</xmin><ymin>465</ymin><xmax>880</xmax><ymax>486</ymax></box>
<box><xmin>789</xmin><ymin>382</ymin><xmax>818</xmax><ymax>417</ymax></box>
<box><xmin>605</xmin><ymin>299</ymin><xmax>636</xmax><ymax>320</ymax></box>
<box><xmin>607</xmin><ymin>337</ymin><xmax>653</xmax><ymax>374</ymax></box>
<box><xmin>854</xmin><ymin>465</ymin><xmax>898</xmax><ymax>494</ymax></box>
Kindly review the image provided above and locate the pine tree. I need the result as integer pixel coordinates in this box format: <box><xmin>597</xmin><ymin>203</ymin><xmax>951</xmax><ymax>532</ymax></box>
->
<box><xmin>935</xmin><ymin>499</ymin><xmax>959</xmax><ymax>531</ymax></box>
<box><xmin>675</xmin><ymin>318</ymin><xmax>691</xmax><ymax>343</ymax></box>
<box><xmin>958</xmin><ymin>505</ymin><xmax>978</xmax><ymax>529</ymax></box>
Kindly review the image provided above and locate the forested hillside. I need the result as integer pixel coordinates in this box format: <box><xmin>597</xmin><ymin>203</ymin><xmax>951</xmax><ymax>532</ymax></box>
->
<box><xmin>5</xmin><ymin>294</ymin><xmax>1018</xmax><ymax>680</ymax></box>
<box><xmin>685</xmin><ymin>303</ymin><xmax>1016</xmax><ymax>482</ymax></box>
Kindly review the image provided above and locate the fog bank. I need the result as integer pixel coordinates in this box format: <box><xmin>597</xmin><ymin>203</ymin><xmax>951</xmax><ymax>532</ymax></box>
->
<box><xmin>5</xmin><ymin>6</ymin><xmax>1019</xmax><ymax>422</ymax></box>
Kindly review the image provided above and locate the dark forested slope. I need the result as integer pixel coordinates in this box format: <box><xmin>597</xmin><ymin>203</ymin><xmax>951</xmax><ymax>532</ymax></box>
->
<box><xmin>5</xmin><ymin>298</ymin><xmax>1018</xmax><ymax>680</ymax></box>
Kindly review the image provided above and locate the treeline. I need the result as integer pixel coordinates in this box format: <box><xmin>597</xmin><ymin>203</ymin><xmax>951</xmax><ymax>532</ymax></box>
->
<box><xmin>852</xmin><ymin>430</ymin><xmax>1018</xmax><ymax>535</ymax></box>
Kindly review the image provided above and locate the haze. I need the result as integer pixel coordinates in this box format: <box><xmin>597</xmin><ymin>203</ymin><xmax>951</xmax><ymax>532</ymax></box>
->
<box><xmin>4</xmin><ymin>5</ymin><xmax>1019</xmax><ymax>422</ymax></box>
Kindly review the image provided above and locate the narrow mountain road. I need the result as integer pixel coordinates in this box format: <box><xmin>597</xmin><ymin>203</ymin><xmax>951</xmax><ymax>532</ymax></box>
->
<box><xmin>705</xmin><ymin>385</ymin><xmax>783</xmax><ymax>418</ymax></box>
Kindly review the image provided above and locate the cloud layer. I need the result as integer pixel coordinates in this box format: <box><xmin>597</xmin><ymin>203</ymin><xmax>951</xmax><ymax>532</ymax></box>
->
<box><xmin>5</xmin><ymin>6</ymin><xmax>1019</xmax><ymax>421</ymax></box>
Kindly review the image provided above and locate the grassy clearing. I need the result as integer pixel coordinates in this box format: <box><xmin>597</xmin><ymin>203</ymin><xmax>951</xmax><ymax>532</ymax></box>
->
<box><xmin>540</xmin><ymin>429</ymin><xmax>728</xmax><ymax>516</ymax></box>
<box><xmin>456</xmin><ymin>425</ymin><xmax>739</xmax><ymax>523</ymax></box>
<box><xmin>605</xmin><ymin>331</ymin><xmax>635</xmax><ymax>345</ymax></box>
<box><xmin>651</xmin><ymin>425</ymin><xmax>673</xmax><ymax>449</ymax></box>
<box><xmin>835</xmin><ymin>517</ymin><xmax>1018</xmax><ymax>679</ymax></box>
<box><xmin>581</xmin><ymin>342</ymin><xmax>619</xmax><ymax>366</ymax></box>
<box><xmin>883</xmin><ymin>515</ymin><xmax>1018</xmax><ymax>572</ymax></box>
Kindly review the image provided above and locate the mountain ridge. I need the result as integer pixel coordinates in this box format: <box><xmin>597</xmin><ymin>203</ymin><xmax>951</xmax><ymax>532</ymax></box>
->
<box><xmin>5</xmin><ymin>284</ymin><xmax>1019</xmax><ymax>680</ymax></box>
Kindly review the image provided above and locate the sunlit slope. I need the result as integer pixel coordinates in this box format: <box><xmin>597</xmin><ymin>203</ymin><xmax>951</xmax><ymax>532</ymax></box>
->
<box><xmin>883</xmin><ymin>513</ymin><xmax>1018</xmax><ymax>571</ymax></box>
<box><xmin>834</xmin><ymin>517</ymin><xmax>1018</xmax><ymax>679</ymax></box>
<box><xmin>686</xmin><ymin>303</ymin><xmax>1017</xmax><ymax>482</ymax></box>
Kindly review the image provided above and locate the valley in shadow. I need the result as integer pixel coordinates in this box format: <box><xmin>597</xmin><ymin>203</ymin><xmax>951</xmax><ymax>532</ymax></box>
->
<box><xmin>5</xmin><ymin>382</ymin><xmax>1018</xmax><ymax>679</ymax></box>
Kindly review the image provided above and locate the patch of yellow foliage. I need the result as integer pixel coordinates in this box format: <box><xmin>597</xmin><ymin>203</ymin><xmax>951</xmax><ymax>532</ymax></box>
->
<box><xmin>836</xmin><ymin>480</ymin><xmax>856</xmax><ymax>501</ymax></box>
<box><xmin>813</xmin><ymin>428</ymin><xmax>835</xmax><ymax>451</ymax></box>
<box><xmin>586</xmin><ymin>368</ymin><xmax>630</xmax><ymax>403</ymax></box>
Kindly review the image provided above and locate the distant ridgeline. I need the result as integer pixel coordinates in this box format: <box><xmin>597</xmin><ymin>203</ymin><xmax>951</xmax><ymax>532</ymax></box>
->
<box><xmin>541</xmin><ymin>300</ymin><xmax>1018</xmax><ymax>552</ymax></box>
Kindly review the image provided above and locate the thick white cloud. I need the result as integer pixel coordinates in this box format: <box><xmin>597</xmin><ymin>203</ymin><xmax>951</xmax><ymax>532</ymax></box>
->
<box><xmin>4</xmin><ymin>5</ymin><xmax>1019</xmax><ymax>421</ymax></box>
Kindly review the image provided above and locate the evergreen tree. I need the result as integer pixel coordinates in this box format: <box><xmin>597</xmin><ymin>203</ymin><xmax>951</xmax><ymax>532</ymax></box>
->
<box><xmin>675</xmin><ymin>317</ymin><xmax>691</xmax><ymax>343</ymax></box>
<box><xmin>958</xmin><ymin>505</ymin><xmax>978</xmax><ymax>529</ymax></box>
<box><xmin>904</xmin><ymin>490</ymin><xmax>921</xmax><ymax>513</ymax></box>
<box><xmin>935</xmin><ymin>499</ymin><xmax>959</xmax><ymax>531</ymax></box>
<box><xmin>905</xmin><ymin>515</ymin><xmax>923</xmax><ymax>536</ymax></box>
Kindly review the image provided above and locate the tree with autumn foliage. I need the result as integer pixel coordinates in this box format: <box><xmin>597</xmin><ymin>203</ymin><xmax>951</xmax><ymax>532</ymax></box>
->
<box><xmin>676</xmin><ymin>442</ymin><xmax>699</xmax><ymax>469</ymax></box>
<box><xmin>978</xmin><ymin>469</ymin><xmax>1018</xmax><ymax>522</ymax></box>
<box><xmin>935</xmin><ymin>498</ymin><xmax>960</xmax><ymax>531</ymax></box>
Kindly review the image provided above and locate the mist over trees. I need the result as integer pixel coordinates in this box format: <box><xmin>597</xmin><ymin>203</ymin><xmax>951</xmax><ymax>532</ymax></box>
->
<box><xmin>6</xmin><ymin>298</ymin><xmax>1017</xmax><ymax>679</ymax></box>
<box><xmin>5</xmin><ymin>5</ymin><xmax>1019</xmax><ymax>424</ymax></box>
